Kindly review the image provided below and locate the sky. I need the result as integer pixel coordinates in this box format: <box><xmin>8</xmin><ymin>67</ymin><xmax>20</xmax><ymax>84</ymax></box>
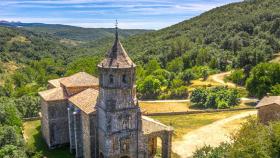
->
<box><xmin>0</xmin><ymin>0</ymin><xmax>242</xmax><ymax>29</ymax></box>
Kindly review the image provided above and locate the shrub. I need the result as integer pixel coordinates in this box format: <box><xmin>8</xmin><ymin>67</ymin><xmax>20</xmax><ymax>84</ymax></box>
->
<box><xmin>194</xmin><ymin>118</ymin><xmax>280</xmax><ymax>158</ymax></box>
<box><xmin>226</xmin><ymin>69</ymin><xmax>245</xmax><ymax>86</ymax></box>
<box><xmin>193</xmin><ymin>143</ymin><xmax>230</xmax><ymax>158</ymax></box>
<box><xmin>191</xmin><ymin>87</ymin><xmax>239</xmax><ymax>109</ymax></box>
<box><xmin>271</xmin><ymin>84</ymin><xmax>280</xmax><ymax>95</ymax></box>
<box><xmin>246</xmin><ymin>63</ymin><xmax>280</xmax><ymax>98</ymax></box>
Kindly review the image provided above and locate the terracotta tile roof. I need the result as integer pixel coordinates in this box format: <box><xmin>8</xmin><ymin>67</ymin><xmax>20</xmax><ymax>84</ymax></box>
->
<box><xmin>48</xmin><ymin>77</ymin><xmax>66</xmax><ymax>88</ymax></box>
<box><xmin>60</xmin><ymin>72</ymin><xmax>99</xmax><ymax>88</ymax></box>
<box><xmin>256</xmin><ymin>96</ymin><xmax>280</xmax><ymax>108</ymax></box>
<box><xmin>98</xmin><ymin>38</ymin><xmax>135</xmax><ymax>68</ymax></box>
<box><xmin>142</xmin><ymin>116</ymin><xmax>173</xmax><ymax>135</ymax></box>
<box><xmin>68</xmin><ymin>88</ymin><xmax>99</xmax><ymax>114</ymax></box>
<box><xmin>38</xmin><ymin>87</ymin><xmax>67</xmax><ymax>101</ymax></box>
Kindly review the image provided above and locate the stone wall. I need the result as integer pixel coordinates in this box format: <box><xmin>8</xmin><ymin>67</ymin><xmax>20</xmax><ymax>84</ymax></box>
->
<box><xmin>41</xmin><ymin>100</ymin><xmax>51</xmax><ymax>147</ymax></box>
<box><xmin>74</xmin><ymin>109</ymin><xmax>83</xmax><ymax>158</ymax></box>
<box><xmin>81</xmin><ymin>112</ymin><xmax>97</xmax><ymax>158</ymax></box>
<box><xmin>41</xmin><ymin>99</ymin><xmax>69</xmax><ymax>148</ymax></box>
<box><xmin>68</xmin><ymin>104</ymin><xmax>76</xmax><ymax>152</ymax></box>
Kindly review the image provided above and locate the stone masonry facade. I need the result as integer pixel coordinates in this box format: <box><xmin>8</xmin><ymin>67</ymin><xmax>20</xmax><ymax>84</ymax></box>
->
<box><xmin>39</xmin><ymin>27</ymin><xmax>173</xmax><ymax>158</ymax></box>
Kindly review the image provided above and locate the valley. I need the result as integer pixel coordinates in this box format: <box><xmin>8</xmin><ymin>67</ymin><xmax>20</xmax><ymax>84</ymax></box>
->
<box><xmin>0</xmin><ymin>0</ymin><xmax>280</xmax><ymax>158</ymax></box>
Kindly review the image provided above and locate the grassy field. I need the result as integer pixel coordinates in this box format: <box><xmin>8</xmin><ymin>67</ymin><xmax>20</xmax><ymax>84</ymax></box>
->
<box><xmin>139</xmin><ymin>99</ymin><xmax>254</xmax><ymax>114</ymax></box>
<box><xmin>23</xmin><ymin>120</ymin><xmax>74</xmax><ymax>158</ymax></box>
<box><xmin>150</xmin><ymin>110</ymin><xmax>255</xmax><ymax>140</ymax></box>
<box><xmin>23</xmin><ymin>120</ymin><xmax>181</xmax><ymax>158</ymax></box>
<box><xmin>139</xmin><ymin>101</ymin><xmax>190</xmax><ymax>114</ymax></box>
<box><xmin>23</xmin><ymin>110</ymin><xmax>253</xmax><ymax>158</ymax></box>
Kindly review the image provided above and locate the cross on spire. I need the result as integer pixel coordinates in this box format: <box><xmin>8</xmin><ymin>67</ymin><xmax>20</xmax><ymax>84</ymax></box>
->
<box><xmin>115</xmin><ymin>19</ymin><xmax>118</xmax><ymax>28</ymax></box>
<box><xmin>97</xmin><ymin>19</ymin><xmax>135</xmax><ymax>68</ymax></box>
<box><xmin>115</xmin><ymin>19</ymin><xmax>118</xmax><ymax>40</ymax></box>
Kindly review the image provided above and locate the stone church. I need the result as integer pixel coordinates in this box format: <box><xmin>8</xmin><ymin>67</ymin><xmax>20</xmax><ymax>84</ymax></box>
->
<box><xmin>39</xmin><ymin>26</ymin><xmax>173</xmax><ymax>158</ymax></box>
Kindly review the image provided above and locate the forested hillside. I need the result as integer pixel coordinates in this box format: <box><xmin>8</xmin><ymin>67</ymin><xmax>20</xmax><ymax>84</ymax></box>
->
<box><xmin>0</xmin><ymin>26</ymin><xmax>111</xmax><ymax>63</ymax></box>
<box><xmin>1</xmin><ymin>0</ymin><xmax>280</xmax><ymax>101</ymax></box>
<box><xmin>0</xmin><ymin>21</ymin><xmax>151</xmax><ymax>41</ymax></box>
<box><xmin>124</xmin><ymin>0</ymin><xmax>280</xmax><ymax>70</ymax></box>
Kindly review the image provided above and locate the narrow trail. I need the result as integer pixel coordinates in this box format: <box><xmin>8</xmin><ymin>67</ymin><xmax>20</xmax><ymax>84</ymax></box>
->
<box><xmin>208</xmin><ymin>71</ymin><xmax>236</xmax><ymax>87</ymax></box>
<box><xmin>172</xmin><ymin>110</ymin><xmax>257</xmax><ymax>158</ymax></box>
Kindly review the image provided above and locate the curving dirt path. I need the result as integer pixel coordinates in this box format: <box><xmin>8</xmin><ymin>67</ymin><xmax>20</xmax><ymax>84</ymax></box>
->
<box><xmin>209</xmin><ymin>71</ymin><xmax>236</xmax><ymax>87</ymax></box>
<box><xmin>172</xmin><ymin>110</ymin><xmax>257</xmax><ymax>158</ymax></box>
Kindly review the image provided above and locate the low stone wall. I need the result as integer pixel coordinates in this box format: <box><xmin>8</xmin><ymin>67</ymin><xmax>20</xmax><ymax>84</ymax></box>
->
<box><xmin>144</xmin><ymin>108</ymin><xmax>255</xmax><ymax>116</ymax></box>
<box><xmin>23</xmin><ymin>116</ymin><xmax>41</xmax><ymax>121</ymax></box>
<box><xmin>23</xmin><ymin>108</ymin><xmax>256</xmax><ymax>120</ymax></box>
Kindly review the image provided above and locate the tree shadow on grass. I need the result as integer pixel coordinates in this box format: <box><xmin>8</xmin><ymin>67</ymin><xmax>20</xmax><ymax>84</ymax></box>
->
<box><xmin>244</xmin><ymin>102</ymin><xmax>257</xmax><ymax>107</ymax></box>
<box><xmin>31</xmin><ymin>125</ymin><xmax>74</xmax><ymax>158</ymax></box>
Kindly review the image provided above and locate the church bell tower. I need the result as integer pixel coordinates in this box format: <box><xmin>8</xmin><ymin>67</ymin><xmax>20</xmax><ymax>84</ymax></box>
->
<box><xmin>96</xmin><ymin>21</ymin><xmax>143</xmax><ymax>158</ymax></box>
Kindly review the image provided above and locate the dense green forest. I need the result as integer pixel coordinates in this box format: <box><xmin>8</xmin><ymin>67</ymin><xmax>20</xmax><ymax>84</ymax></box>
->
<box><xmin>127</xmin><ymin>0</ymin><xmax>280</xmax><ymax>99</ymax></box>
<box><xmin>1</xmin><ymin>0</ymin><xmax>280</xmax><ymax>102</ymax></box>
<box><xmin>124</xmin><ymin>0</ymin><xmax>280</xmax><ymax>69</ymax></box>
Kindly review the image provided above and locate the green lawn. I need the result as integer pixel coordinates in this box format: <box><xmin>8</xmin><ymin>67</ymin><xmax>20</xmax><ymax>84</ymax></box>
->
<box><xmin>23</xmin><ymin>120</ymin><xmax>74</xmax><ymax>158</ymax></box>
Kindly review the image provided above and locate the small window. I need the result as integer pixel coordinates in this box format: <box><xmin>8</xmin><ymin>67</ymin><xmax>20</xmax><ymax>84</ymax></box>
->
<box><xmin>122</xmin><ymin>74</ymin><xmax>127</xmax><ymax>83</ymax></box>
<box><xmin>109</xmin><ymin>74</ymin><xmax>114</xmax><ymax>84</ymax></box>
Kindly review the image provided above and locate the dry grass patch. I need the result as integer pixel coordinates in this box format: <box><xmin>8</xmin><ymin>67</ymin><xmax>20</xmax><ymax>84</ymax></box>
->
<box><xmin>9</xmin><ymin>36</ymin><xmax>31</xmax><ymax>43</ymax></box>
<box><xmin>237</xmin><ymin>100</ymin><xmax>257</xmax><ymax>108</ymax></box>
<box><xmin>0</xmin><ymin>61</ymin><xmax>20</xmax><ymax>85</ymax></box>
<box><xmin>151</xmin><ymin>110</ymin><xmax>255</xmax><ymax>140</ymax></box>
<box><xmin>188</xmin><ymin>79</ymin><xmax>222</xmax><ymax>91</ymax></box>
<box><xmin>139</xmin><ymin>101</ymin><xmax>190</xmax><ymax>114</ymax></box>
<box><xmin>271</xmin><ymin>52</ymin><xmax>280</xmax><ymax>63</ymax></box>
<box><xmin>222</xmin><ymin>116</ymin><xmax>250</xmax><ymax>132</ymax></box>
<box><xmin>59</xmin><ymin>39</ymin><xmax>82</xmax><ymax>46</ymax></box>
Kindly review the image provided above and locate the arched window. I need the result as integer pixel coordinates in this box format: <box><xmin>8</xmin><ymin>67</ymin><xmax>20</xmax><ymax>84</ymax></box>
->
<box><xmin>109</xmin><ymin>74</ymin><xmax>114</xmax><ymax>84</ymax></box>
<box><xmin>122</xmin><ymin>74</ymin><xmax>127</xmax><ymax>83</ymax></box>
<box><xmin>122</xmin><ymin>118</ymin><xmax>129</xmax><ymax>129</ymax></box>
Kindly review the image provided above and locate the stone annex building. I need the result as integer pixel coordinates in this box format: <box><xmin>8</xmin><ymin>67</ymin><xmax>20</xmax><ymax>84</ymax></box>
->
<box><xmin>256</xmin><ymin>96</ymin><xmax>280</xmax><ymax>124</ymax></box>
<box><xmin>39</xmin><ymin>27</ymin><xmax>173</xmax><ymax>158</ymax></box>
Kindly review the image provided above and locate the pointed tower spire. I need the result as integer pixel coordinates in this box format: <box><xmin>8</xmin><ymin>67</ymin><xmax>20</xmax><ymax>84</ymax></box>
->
<box><xmin>98</xmin><ymin>20</ymin><xmax>135</xmax><ymax>68</ymax></box>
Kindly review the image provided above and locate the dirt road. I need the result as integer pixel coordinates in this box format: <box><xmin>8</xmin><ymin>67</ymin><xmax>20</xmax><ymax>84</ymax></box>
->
<box><xmin>172</xmin><ymin>110</ymin><xmax>257</xmax><ymax>158</ymax></box>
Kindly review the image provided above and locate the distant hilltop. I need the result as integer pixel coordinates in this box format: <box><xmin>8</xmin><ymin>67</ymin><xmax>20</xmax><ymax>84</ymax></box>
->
<box><xmin>0</xmin><ymin>20</ymin><xmax>153</xmax><ymax>41</ymax></box>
